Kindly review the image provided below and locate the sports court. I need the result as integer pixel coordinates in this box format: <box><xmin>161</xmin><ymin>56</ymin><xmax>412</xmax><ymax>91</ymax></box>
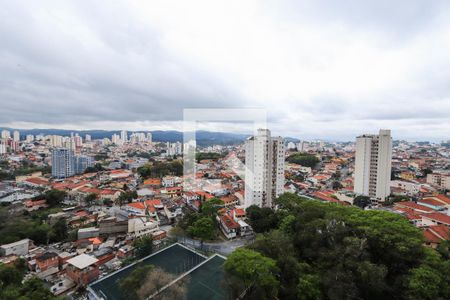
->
<box><xmin>88</xmin><ymin>243</ymin><xmax>206</xmax><ymax>300</ymax></box>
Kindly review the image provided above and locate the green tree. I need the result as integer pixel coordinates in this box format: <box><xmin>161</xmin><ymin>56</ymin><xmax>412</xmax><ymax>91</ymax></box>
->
<box><xmin>50</xmin><ymin>218</ymin><xmax>68</xmax><ymax>242</ymax></box>
<box><xmin>245</xmin><ymin>205</ymin><xmax>278</xmax><ymax>233</ymax></box>
<box><xmin>200</xmin><ymin>197</ymin><xmax>224</xmax><ymax>218</ymax></box>
<box><xmin>297</xmin><ymin>274</ymin><xmax>322</xmax><ymax>300</ymax></box>
<box><xmin>286</xmin><ymin>153</ymin><xmax>320</xmax><ymax>168</ymax></box>
<box><xmin>133</xmin><ymin>235</ymin><xmax>153</xmax><ymax>258</ymax></box>
<box><xmin>84</xmin><ymin>193</ymin><xmax>97</xmax><ymax>206</ymax></box>
<box><xmin>0</xmin><ymin>265</ymin><xmax>23</xmax><ymax>288</ymax></box>
<box><xmin>116</xmin><ymin>190</ymin><xmax>138</xmax><ymax>206</ymax></box>
<box><xmin>224</xmin><ymin>248</ymin><xmax>280</xmax><ymax>299</ymax></box>
<box><xmin>406</xmin><ymin>266</ymin><xmax>442</xmax><ymax>300</ymax></box>
<box><xmin>20</xmin><ymin>277</ymin><xmax>59</xmax><ymax>300</ymax></box>
<box><xmin>119</xmin><ymin>264</ymin><xmax>154</xmax><ymax>299</ymax></box>
<box><xmin>187</xmin><ymin>217</ymin><xmax>216</xmax><ymax>241</ymax></box>
<box><xmin>42</xmin><ymin>189</ymin><xmax>67</xmax><ymax>207</ymax></box>
<box><xmin>353</xmin><ymin>195</ymin><xmax>371</xmax><ymax>208</ymax></box>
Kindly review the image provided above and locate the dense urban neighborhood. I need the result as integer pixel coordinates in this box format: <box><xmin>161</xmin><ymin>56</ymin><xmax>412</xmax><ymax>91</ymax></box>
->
<box><xmin>0</xmin><ymin>128</ymin><xmax>449</xmax><ymax>299</ymax></box>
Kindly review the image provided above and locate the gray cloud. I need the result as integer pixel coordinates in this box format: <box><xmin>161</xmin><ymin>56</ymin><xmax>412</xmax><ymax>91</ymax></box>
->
<box><xmin>0</xmin><ymin>0</ymin><xmax>449</xmax><ymax>140</ymax></box>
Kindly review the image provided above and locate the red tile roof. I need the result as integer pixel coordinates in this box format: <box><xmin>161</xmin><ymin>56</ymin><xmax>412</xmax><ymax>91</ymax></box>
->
<box><xmin>220</xmin><ymin>214</ymin><xmax>240</xmax><ymax>229</ymax></box>
<box><xmin>24</xmin><ymin>177</ymin><xmax>49</xmax><ymax>185</ymax></box>
<box><xmin>422</xmin><ymin>213</ymin><xmax>450</xmax><ymax>226</ymax></box>
<box><xmin>418</xmin><ymin>198</ymin><xmax>446</xmax><ymax>207</ymax></box>
<box><xmin>394</xmin><ymin>201</ymin><xmax>434</xmax><ymax>213</ymax></box>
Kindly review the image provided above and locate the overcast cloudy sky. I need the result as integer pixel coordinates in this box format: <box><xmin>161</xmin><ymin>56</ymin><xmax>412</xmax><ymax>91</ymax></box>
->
<box><xmin>1</xmin><ymin>0</ymin><xmax>450</xmax><ymax>141</ymax></box>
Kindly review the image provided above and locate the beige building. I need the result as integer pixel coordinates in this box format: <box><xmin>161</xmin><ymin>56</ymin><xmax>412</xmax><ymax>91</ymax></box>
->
<box><xmin>427</xmin><ymin>171</ymin><xmax>450</xmax><ymax>190</ymax></box>
<box><xmin>244</xmin><ymin>129</ymin><xmax>285</xmax><ymax>208</ymax></box>
<box><xmin>354</xmin><ymin>129</ymin><xmax>392</xmax><ymax>203</ymax></box>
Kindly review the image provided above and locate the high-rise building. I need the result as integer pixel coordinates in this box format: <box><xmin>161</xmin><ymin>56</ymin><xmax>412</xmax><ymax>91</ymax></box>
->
<box><xmin>244</xmin><ymin>129</ymin><xmax>285</xmax><ymax>208</ymax></box>
<box><xmin>75</xmin><ymin>155</ymin><xmax>94</xmax><ymax>174</ymax></box>
<box><xmin>1</xmin><ymin>130</ymin><xmax>10</xmax><ymax>140</ymax></box>
<box><xmin>354</xmin><ymin>129</ymin><xmax>392</xmax><ymax>203</ymax></box>
<box><xmin>111</xmin><ymin>134</ymin><xmax>120</xmax><ymax>145</ymax></box>
<box><xmin>85</xmin><ymin>134</ymin><xmax>91</xmax><ymax>142</ymax></box>
<box><xmin>0</xmin><ymin>141</ymin><xmax>6</xmax><ymax>154</ymax></box>
<box><xmin>147</xmin><ymin>132</ymin><xmax>152</xmax><ymax>143</ymax></box>
<box><xmin>51</xmin><ymin>148</ymin><xmax>75</xmax><ymax>178</ymax></box>
<box><xmin>50</xmin><ymin>135</ymin><xmax>63</xmax><ymax>147</ymax></box>
<box><xmin>74</xmin><ymin>134</ymin><xmax>82</xmax><ymax>147</ymax></box>
<box><xmin>120</xmin><ymin>130</ymin><xmax>128</xmax><ymax>143</ymax></box>
<box><xmin>13</xmin><ymin>130</ymin><xmax>20</xmax><ymax>142</ymax></box>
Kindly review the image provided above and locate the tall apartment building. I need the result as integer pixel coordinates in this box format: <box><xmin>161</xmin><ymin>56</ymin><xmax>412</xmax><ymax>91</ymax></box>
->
<box><xmin>120</xmin><ymin>130</ymin><xmax>128</xmax><ymax>143</ymax></box>
<box><xmin>75</xmin><ymin>155</ymin><xmax>94</xmax><ymax>174</ymax></box>
<box><xmin>1</xmin><ymin>130</ymin><xmax>10</xmax><ymax>140</ymax></box>
<box><xmin>51</xmin><ymin>148</ymin><xmax>75</xmax><ymax>178</ymax></box>
<box><xmin>244</xmin><ymin>129</ymin><xmax>285</xmax><ymax>208</ymax></box>
<box><xmin>354</xmin><ymin>129</ymin><xmax>392</xmax><ymax>203</ymax></box>
<box><xmin>13</xmin><ymin>130</ymin><xmax>20</xmax><ymax>142</ymax></box>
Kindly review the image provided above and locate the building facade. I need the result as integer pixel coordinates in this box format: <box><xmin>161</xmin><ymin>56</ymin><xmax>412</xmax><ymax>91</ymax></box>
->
<box><xmin>354</xmin><ymin>129</ymin><xmax>392</xmax><ymax>203</ymax></box>
<box><xmin>51</xmin><ymin>148</ymin><xmax>75</xmax><ymax>178</ymax></box>
<box><xmin>244</xmin><ymin>129</ymin><xmax>285</xmax><ymax>208</ymax></box>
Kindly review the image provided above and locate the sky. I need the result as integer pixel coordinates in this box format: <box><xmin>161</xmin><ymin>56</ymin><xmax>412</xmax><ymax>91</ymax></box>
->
<box><xmin>1</xmin><ymin>0</ymin><xmax>450</xmax><ymax>141</ymax></box>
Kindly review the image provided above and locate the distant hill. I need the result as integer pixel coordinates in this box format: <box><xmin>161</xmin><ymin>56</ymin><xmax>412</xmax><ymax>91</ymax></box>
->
<box><xmin>0</xmin><ymin>128</ymin><xmax>251</xmax><ymax>146</ymax></box>
<box><xmin>0</xmin><ymin>128</ymin><xmax>299</xmax><ymax>146</ymax></box>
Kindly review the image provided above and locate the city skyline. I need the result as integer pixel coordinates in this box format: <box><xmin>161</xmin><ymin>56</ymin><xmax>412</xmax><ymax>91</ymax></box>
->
<box><xmin>1</xmin><ymin>1</ymin><xmax>450</xmax><ymax>140</ymax></box>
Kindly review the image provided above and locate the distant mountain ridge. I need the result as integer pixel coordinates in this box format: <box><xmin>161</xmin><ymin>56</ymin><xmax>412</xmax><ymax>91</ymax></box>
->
<box><xmin>0</xmin><ymin>128</ymin><xmax>299</xmax><ymax>146</ymax></box>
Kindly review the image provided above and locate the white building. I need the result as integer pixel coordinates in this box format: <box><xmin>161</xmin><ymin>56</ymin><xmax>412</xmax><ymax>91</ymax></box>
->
<box><xmin>244</xmin><ymin>129</ymin><xmax>285</xmax><ymax>208</ymax></box>
<box><xmin>0</xmin><ymin>141</ymin><xmax>6</xmax><ymax>155</ymax></box>
<box><xmin>0</xmin><ymin>239</ymin><xmax>31</xmax><ymax>256</ymax></box>
<box><xmin>120</xmin><ymin>130</ymin><xmax>128</xmax><ymax>143</ymax></box>
<box><xmin>354</xmin><ymin>129</ymin><xmax>392</xmax><ymax>203</ymax></box>
<box><xmin>13</xmin><ymin>130</ymin><xmax>20</xmax><ymax>142</ymax></box>
<box><xmin>1</xmin><ymin>129</ymin><xmax>10</xmax><ymax>140</ymax></box>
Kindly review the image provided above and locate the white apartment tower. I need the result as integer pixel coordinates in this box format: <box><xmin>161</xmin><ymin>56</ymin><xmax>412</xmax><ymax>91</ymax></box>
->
<box><xmin>120</xmin><ymin>130</ymin><xmax>128</xmax><ymax>143</ymax></box>
<box><xmin>244</xmin><ymin>129</ymin><xmax>285</xmax><ymax>209</ymax></box>
<box><xmin>354</xmin><ymin>129</ymin><xmax>392</xmax><ymax>203</ymax></box>
<box><xmin>13</xmin><ymin>130</ymin><xmax>20</xmax><ymax>142</ymax></box>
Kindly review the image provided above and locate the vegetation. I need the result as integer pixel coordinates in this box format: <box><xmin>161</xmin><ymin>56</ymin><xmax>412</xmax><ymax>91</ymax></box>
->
<box><xmin>115</xmin><ymin>190</ymin><xmax>138</xmax><ymax>207</ymax></box>
<box><xmin>225</xmin><ymin>248</ymin><xmax>279</xmax><ymax>299</ymax></box>
<box><xmin>84</xmin><ymin>193</ymin><xmax>97</xmax><ymax>206</ymax></box>
<box><xmin>137</xmin><ymin>160</ymin><xmax>183</xmax><ymax>179</ymax></box>
<box><xmin>119</xmin><ymin>264</ymin><xmax>188</xmax><ymax>300</ymax></box>
<box><xmin>286</xmin><ymin>153</ymin><xmax>320</xmax><ymax>168</ymax></box>
<box><xmin>0</xmin><ymin>206</ymin><xmax>67</xmax><ymax>245</ymax></box>
<box><xmin>187</xmin><ymin>217</ymin><xmax>216</xmax><ymax>241</ymax></box>
<box><xmin>0</xmin><ymin>263</ymin><xmax>58</xmax><ymax>299</ymax></box>
<box><xmin>34</xmin><ymin>189</ymin><xmax>67</xmax><ymax>207</ymax></box>
<box><xmin>195</xmin><ymin>152</ymin><xmax>224</xmax><ymax>162</ymax></box>
<box><xmin>225</xmin><ymin>193</ymin><xmax>450</xmax><ymax>299</ymax></box>
<box><xmin>245</xmin><ymin>205</ymin><xmax>279</xmax><ymax>233</ymax></box>
<box><xmin>176</xmin><ymin>198</ymin><xmax>224</xmax><ymax>241</ymax></box>
<box><xmin>353</xmin><ymin>195</ymin><xmax>371</xmax><ymax>208</ymax></box>
<box><xmin>133</xmin><ymin>235</ymin><xmax>154</xmax><ymax>258</ymax></box>
<box><xmin>84</xmin><ymin>163</ymin><xmax>104</xmax><ymax>173</ymax></box>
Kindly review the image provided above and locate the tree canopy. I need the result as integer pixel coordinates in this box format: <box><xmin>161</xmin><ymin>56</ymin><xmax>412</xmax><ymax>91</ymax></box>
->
<box><xmin>225</xmin><ymin>193</ymin><xmax>450</xmax><ymax>299</ymax></box>
<box><xmin>133</xmin><ymin>235</ymin><xmax>154</xmax><ymax>258</ymax></box>
<box><xmin>286</xmin><ymin>153</ymin><xmax>320</xmax><ymax>168</ymax></box>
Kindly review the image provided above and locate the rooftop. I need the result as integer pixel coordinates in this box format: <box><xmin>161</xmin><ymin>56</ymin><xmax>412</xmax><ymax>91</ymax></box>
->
<box><xmin>67</xmin><ymin>253</ymin><xmax>99</xmax><ymax>269</ymax></box>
